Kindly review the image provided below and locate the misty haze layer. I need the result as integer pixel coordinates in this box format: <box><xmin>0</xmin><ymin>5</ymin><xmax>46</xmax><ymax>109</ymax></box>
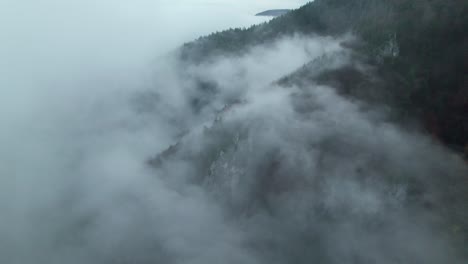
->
<box><xmin>1</xmin><ymin>1</ymin><xmax>467</xmax><ymax>264</ymax></box>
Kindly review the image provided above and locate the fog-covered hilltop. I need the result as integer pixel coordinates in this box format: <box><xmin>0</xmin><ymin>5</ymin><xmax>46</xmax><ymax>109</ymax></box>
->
<box><xmin>146</xmin><ymin>0</ymin><xmax>468</xmax><ymax>263</ymax></box>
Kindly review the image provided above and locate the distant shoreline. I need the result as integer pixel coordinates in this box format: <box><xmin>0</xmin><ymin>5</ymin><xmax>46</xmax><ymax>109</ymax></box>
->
<box><xmin>255</xmin><ymin>9</ymin><xmax>290</xmax><ymax>17</ymax></box>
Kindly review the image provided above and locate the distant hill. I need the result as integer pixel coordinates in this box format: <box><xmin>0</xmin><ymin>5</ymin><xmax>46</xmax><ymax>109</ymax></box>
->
<box><xmin>255</xmin><ymin>9</ymin><xmax>290</xmax><ymax>17</ymax></box>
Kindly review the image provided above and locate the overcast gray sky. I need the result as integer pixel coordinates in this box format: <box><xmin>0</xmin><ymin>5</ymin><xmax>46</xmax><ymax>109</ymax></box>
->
<box><xmin>0</xmin><ymin>0</ymin><xmax>310</xmax><ymax>139</ymax></box>
<box><xmin>0</xmin><ymin>0</ymin><xmax>309</xmax><ymax>115</ymax></box>
<box><xmin>1</xmin><ymin>0</ymin><xmax>310</xmax><ymax>68</ymax></box>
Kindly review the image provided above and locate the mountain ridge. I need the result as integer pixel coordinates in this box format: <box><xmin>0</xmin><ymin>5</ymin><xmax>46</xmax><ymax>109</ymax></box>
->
<box><xmin>179</xmin><ymin>0</ymin><xmax>467</xmax><ymax>158</ymax></box>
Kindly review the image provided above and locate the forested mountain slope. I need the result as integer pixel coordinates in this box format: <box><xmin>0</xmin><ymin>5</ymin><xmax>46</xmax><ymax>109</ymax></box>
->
<box><xmin>179</xmin><ymin>0</ymin><xmax>468</xmax><ymax>156</ymax></box>
<box><xmin>145</xmin><ymin>1</ymin><xmax>468</xmax><ymax>263</ymax></box>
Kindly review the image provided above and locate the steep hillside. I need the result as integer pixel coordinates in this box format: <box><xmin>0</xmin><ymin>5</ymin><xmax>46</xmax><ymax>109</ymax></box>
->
<box><xmin>145</xmin><ymin>1</ymin><xmax>468</xmax><ymax>262</ymax></box>
<box><xmin>179</xmin><ymin>0</ymin><xmax>468</xmax><ymax>157</ymax></box>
